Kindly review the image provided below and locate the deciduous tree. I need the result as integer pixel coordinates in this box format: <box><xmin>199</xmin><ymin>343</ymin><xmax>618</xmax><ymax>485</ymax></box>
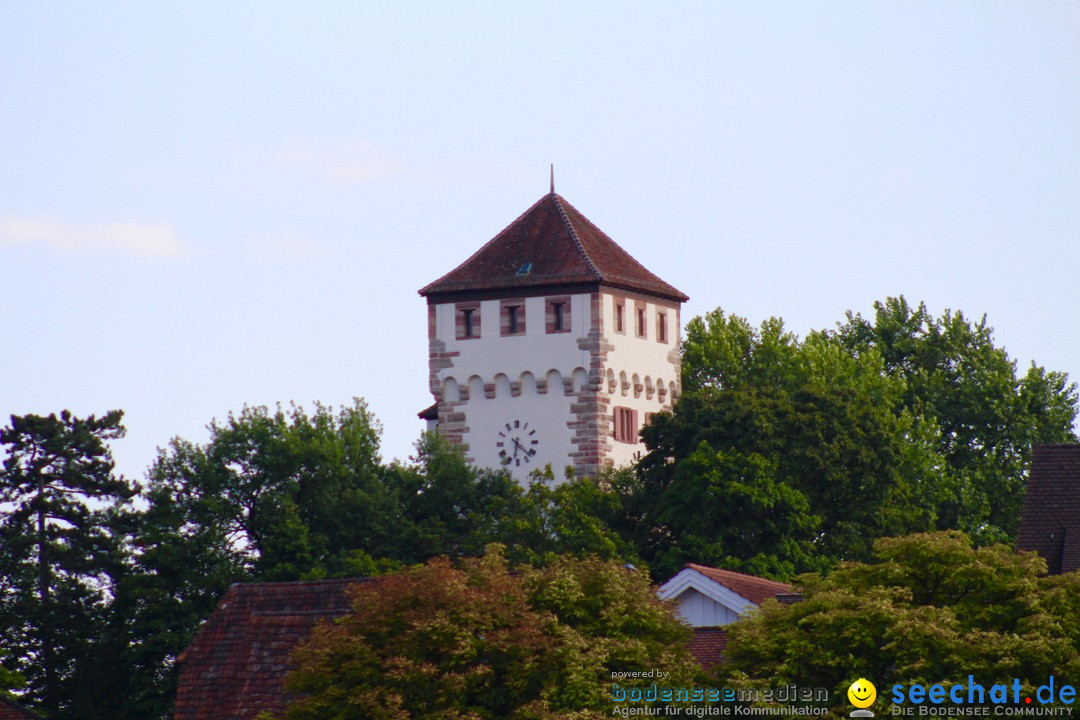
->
<box><xmin>634</xmin><ymin>300</ymin><xmax>1077</xmax><ymax>578</ymax></box>
<box><xmin>721</xmin><ymin>532</ymin><xmax>1080</xmax><ymax>714</ymax></box>
<box><xmin>280</xmin><ymin>550</ymin><xmax>699</xmax><ymax>720</ymax></box>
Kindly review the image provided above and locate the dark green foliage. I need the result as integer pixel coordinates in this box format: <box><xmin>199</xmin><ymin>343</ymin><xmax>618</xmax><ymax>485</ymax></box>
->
<box><xmin>632</xmin><ymin>300</ymin><xmax>1076</xmax><ymax>579</ymax></box>
<box><xmin>830</xmin><ymin>297</ymin><xmax>1079</xmax><ymax>540</ymax></box>
<box><xmin>145</xmin><ymin>399</ymin><xmax>393</xmax><ymax>581</ymax></box>
<box><xmin>0</xmin><ymin>410</ymin><xmax>136</xmax><ymax>719</ymax></box>
<box><xmin>721</xmin><ymin>532</ymin><xmax>1080</xmax><ymax>714</ymax></box>
<box><xmin>382</xmin><ymin>432</ymin><xmax>526</xmax><ymax>563</ymax></box>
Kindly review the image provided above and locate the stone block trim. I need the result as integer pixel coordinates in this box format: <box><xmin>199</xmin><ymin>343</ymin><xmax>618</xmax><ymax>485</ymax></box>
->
<box><xmin>666</xmin><ymin>344</ymin><xmax>683</xmax><ymax>409</ymax></box>
<box><xmin>428</xmin><ymin>336</ymin><xmax>472</xmax><ymax>461</ymax></box>
<box><xmin>568</xmin><ymin>291</ymin><xmax>614</xmax><ymax>478</ymax></box>
<box><xmin>427</xmin><ymin>340</ymin><xmax>459</xmax><ymax>395</ymax></box>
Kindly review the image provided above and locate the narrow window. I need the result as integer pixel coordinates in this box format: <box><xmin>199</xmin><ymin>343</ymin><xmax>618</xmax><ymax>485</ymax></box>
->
<box><xmin>636</xmin><ymin>308</ymin><xmax>647</xmax><ymax>338</ymax></box>
<box><xmin>500</xmin><ymin>298</ymin><xmax>526</xmax><ymax>336</ymax></box>
<box><xmin>545</xmin><ymin>296</ymin><xmax>571</xmax><ymax>334</ymax></box>
<box><xmin>615</xmin><ymin>302</ymin><xmax>625</xmax><ymax>333</ymax></box>
<box><xmin>463</xmin><ymin>309</ymin><xmax>475</xmax><ymax>337</ymax></box>
<box><xmin>613</xmin><ymin>406</ymin><xmax>639</xmax><ymax>443</ymax></box>
<box><xmin>456</xmin><ymin>302</ymin><xmax>481</xmax><ymax>340</ymax></box>
<box><xmin>657</xmin><ymin>312</ymin><xmax>667</xmax><ymax>343</ymax></box>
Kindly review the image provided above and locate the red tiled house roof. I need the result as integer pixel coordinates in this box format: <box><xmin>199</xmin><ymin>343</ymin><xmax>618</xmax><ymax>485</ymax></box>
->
<box><xmin>1017</xmin><ymin>444</ymin><xmax>1080</xmax><ymax>574</ymax></box>
<box><xmin>0</xmin><ymin>698</ymin><xmax>42</xmax><ymax>720</ymax></box>
<box><xmin>687</xmin><ymin>627</ymin><xmax>729</xmax><ymax>669</ymax></box>
<box><xmin>175</xmin><ymin>564</ymin><xmax>779</xmax><ymax>717</ymax></box>
<box><xmin>659</xmin><ymin>564</ymin><xmax>794</xmax><ymax>668</ymax></box>
<box><xmin>683</xmin><ymin>564</ymin><xmax>793</xmax><ymax>606</ymax></box>
<box><xmin>419</xmin><ymin>193</ymin><xmax>688</xmax><ymax>302</ymax></box>
<box><xmin>174</xmin><ymin>578</ymin><xmax>368</xmax><ymax>720</ymax></box>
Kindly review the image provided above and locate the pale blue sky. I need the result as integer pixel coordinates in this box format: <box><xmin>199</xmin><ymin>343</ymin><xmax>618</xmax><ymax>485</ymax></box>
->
<box><xmin>2</xmin><ymin>2</ymin><xmax>1078</xmax><ymax>482</ymax></box>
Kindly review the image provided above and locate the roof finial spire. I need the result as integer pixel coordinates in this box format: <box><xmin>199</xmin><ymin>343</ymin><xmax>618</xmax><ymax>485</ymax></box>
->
<box><xmin>550</xmin><ymin>163</ymin><xmax>554</xmax><ymax>194</ymax></box>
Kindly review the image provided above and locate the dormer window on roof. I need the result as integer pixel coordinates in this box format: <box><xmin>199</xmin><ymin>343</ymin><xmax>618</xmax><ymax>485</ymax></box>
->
<box><xmin>418</xmin><ymin>193</ymin><xmax>687</xmax><ymax>303</ymax></box>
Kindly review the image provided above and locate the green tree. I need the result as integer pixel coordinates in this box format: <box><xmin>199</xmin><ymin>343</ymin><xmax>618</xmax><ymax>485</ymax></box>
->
<box><xmin>634</xmin><ymin>301</ymin><xmax>1077</xmax><ymax>578</ymax></box>
<box><xmin>637</xmin><ymin>310</ymin><xmax>945</xmax><ymax>578</ymax></box>
<box><xmin>830</xmin><ymin>297</ymin><xmax>1078</xmax><ymax>540</ymax></box>
<box><xmin>144</xmin><ymin>399</ymin><xmax>393</xmax><ymax>581</ymax></box>
<box><xmin>486</xmin><ymin>465</ymin><xmax>641</xmax><ymax>568</ymax></box>
<box><xmin>720</xmin><ymin>532</ymin><xmax>1080</xmax><ymax>715</ymax></box>
<box><xmin>0</xmin><ymin>651</ymin><xmax>24</xmax><ymax>698</ymax></box>
<box><xmin>0</xmin><ymin>410</ymin><xmax>136</xmax><ymax>719</ymax></box>
<box><xmin>279</xmin><ymin>550</ymin><xmax>699</xmax><ymax>720</ymax></box>
<box><xmin>384</xmin><ymin>436</ymin><xmax>640</xmax><ymax>569</ymax></box>
<box><xmin>383</xmin><ymin>432</ymin><xmax>526</xmax><ymax>563</ymax></box>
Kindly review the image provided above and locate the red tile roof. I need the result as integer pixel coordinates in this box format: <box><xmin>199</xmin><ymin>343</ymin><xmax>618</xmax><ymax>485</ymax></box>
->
<box><xmin>1017</xmin><ymin>444</ymin><xmax>1080</xmax><ymax>574</ymax></box>
<box><xmin>0</xmin><ymin>698</ymin><xmax>42</xmax><ymax>720</ymax></box>
<box><xmin>687</xmin><ymin>627</ymin><xmax>729</xmax><ymax>668</ymax></box>
<box><xmin>419</xmin><ymin>193</ymin><xmax>688</xmax><ymax>302</ymax></box>
<box><xmin>174</xmin><ymin>578</ymin><xmax>368</xmax><ymax>720</ymax></box>
<box><xmin>684</xmin><ymin>564</ymin><xmax>792</xmax><ymax>606</ymax></box>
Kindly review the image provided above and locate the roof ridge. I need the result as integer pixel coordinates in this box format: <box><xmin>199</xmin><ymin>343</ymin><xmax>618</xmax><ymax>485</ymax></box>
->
<box><xmin>230</xmin><ymin>577</ymin><xmax>371</xmax><ymax>589</ymax></box>
<box><xmin>685</xmin><ymin>563</ymin><xmax>790</xmax><ymax>586</ymax></box>
<box><xmin>551</xmin><ymin>193</ymin><xmax>603</xmax><ymax>281</ymax></box>
<box><xmin>418</xmin><ymin>193</ymin><xmax>555</xmax><ymax>296</ymax></box>
<box><xmin>1</xmin><ymin>697</ymin><xmax>45</xmax><ymax>720</ymax></box>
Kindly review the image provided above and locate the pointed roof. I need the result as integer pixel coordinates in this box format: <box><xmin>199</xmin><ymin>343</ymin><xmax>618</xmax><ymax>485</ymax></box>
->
<box><xmin>174</xmin><ymin>578</ymin><xmax>369</xmax><ymax>720</ymax></box>
<box><xmin>683</xmin><ymin>563</ymin><xmax>792</xmax><ymax>606</ymax></box>
<box><xmin>0</xmin><ymin>697</ymin><xmax>44</xmax><ymax>720</ymax></box>
<box><xmin>1017</xmin><ymin>443</ymin><xmax>1080</xmax><ymax>574</ymax></box>
<box><xmin>419</xmin><ymin>193</ymin><xmax>688</xmax><ymax>302</ymax></box>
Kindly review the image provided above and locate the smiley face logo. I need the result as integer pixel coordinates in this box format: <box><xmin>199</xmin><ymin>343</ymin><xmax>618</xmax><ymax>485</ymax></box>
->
<box><xmin>847</xmin><ymin>678</ymin><xmax>876</xmax><ymax>709</ymax></box>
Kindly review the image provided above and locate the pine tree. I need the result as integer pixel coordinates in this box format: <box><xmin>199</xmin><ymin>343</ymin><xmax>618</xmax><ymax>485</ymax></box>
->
<box><xmin>0</xmin><ymin>410</ymin><xmax>135</xmax><ymax>718</ymax></box>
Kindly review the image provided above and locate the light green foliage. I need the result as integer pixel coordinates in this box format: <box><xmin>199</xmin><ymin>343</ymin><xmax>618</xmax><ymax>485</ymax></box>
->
<box><xmin>279</xmin><ymin>550</ymin><xmax>698</xmax><ymax>720</ymax></box>
<box><xmin>0</xmin><ymin>652</ymin><xmax>24</xmax><ymax>698</ymax></box>
<box><xmin>721</xmin><ymin>532</ymin><xmax>1080</xmax><ymax>713</ymax></box>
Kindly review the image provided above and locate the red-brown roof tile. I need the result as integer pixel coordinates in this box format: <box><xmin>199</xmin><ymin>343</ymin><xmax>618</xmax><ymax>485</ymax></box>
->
<box><xmin>0</xmin><ymin>698</ymin><xmax>42</xmax><ymax>720</ymax></box>
<box><xmin>687</xmin><ymin>627</ymin><xmax>729</xmax><ymax>668</ymax></box>
<box><xmin>684</xmin><ymin>564</ymin><xmax>792</xmax><ymax>606</ymax></box>
<box><xmin>419</xmin><ymin>193</ymin><xmax>688</xmax><ymax>302</ymax></box>
<box><xmin>1017</xmin><ymin>444</ymin><xmax>1080</xmax><ymax>574</ymax></box>
<box><xmin>174</xmin><ymin>578</ymin><xmax>368</xmax><ymax>720</ymax></box>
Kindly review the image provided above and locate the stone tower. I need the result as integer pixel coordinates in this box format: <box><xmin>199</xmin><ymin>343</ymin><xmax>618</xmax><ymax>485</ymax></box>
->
<box><xmin>419</xmin><ymin>191</ymin><xmax>687</xmax><ymax>482</ymax></box>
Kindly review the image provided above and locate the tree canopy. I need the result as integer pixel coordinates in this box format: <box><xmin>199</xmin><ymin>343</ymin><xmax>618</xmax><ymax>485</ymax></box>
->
<box><xmin>279</xmin><ymin>549</ymin><xmax>699</xmax><ymax>720</ymax></box>
<box><xmin>3</xmin><ymin>297</ymin><xmax>1075</xmax><ymax>719</ymax></box>
<box><xmin>630</xmin><ymin>299</ymin><xmax>1077</xmax><ymax>579</ymax></box>
<box><xmin>720</xmin><ymin>532</ymin><xmax>1080</xmax><ymax>714</ymax></box>
<box><xmin>0</xmin><ymin>410</ymin><xmax>136</xmax><ymax>719</ymax></box>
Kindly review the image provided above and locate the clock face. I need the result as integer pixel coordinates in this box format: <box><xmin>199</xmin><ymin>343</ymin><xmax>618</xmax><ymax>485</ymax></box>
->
<box><xmin>496</xmin><ymin>419</ymin><xmax>539</xmax><ymax>467</ymax></box>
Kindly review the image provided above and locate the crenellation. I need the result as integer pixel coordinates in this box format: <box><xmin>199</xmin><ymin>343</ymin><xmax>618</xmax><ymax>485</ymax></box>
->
<box><xmin>419</xmin><ymin>192</ymin><xmax>685</xmax><ymax>484</ymax></box>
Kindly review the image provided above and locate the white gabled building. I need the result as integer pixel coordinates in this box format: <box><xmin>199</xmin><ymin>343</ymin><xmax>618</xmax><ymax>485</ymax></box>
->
<box><xmin>418</xmin><ymin>191</ymin><xmax>688</xmax><ymax>483</ymax></box>
<box><xmin>658</xmin><ymin>563</ymin><xmax>793</xmax><ymax>628</ymax></box>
